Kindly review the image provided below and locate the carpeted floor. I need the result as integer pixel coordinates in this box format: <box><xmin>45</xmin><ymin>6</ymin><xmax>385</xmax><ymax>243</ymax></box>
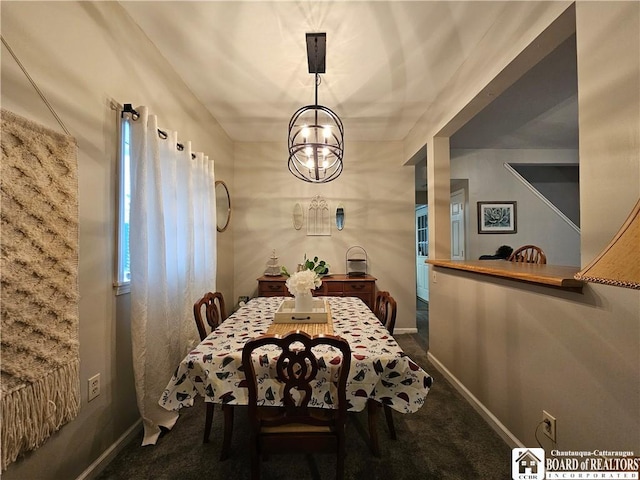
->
<box><xmin>417</xmin><ymin>297</ymin><xmax>429</xmax><ymax>351</ymax></box>
<box><xmin>95</xmin><ymin>300</ymin><xmax>511</xmax><ymax>479</ymax></box>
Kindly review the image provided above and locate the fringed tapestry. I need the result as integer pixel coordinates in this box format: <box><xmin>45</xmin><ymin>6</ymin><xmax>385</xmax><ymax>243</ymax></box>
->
<box><xmin>1</xmin><ymin>109</ymin><xmax>80</xmax><ymax>471</ymax></box>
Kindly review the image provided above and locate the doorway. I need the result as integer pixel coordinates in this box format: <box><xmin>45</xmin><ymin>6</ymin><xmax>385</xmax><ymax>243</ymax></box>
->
<box><xmin>415</xmin><ymin>204</ymin><xmax>430</xmax><ymax>351</ymax></box>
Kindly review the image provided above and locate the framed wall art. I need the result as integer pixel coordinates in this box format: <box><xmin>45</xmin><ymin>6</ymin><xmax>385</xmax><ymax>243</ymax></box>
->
<box><xmin>477</xmin><ymin>201</ymin><xmax>517</xmax><ymax>234</ymax></box>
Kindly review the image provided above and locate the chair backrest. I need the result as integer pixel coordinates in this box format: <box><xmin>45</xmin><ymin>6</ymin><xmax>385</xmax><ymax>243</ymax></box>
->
<box><xmin>508</xmin><ymin>245</ymin><xmax>547</xmax><ymax>264</ymax></box>
<box><xmin>193</xmin><ymin>292</ymin><xmax>227</xmax><ymax>341</ymax></box>
<box><xmin>241</xmin><ymin>331</ymin><xmax>351</xmax><ymax>429</ymax></box>
<box><xmin>374</xmin><ymin>291</ymin><xmax>397</xmax><ymax>335</ymax></box>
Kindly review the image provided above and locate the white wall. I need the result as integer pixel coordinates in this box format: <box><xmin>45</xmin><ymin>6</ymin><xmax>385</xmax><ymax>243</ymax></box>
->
<box><xmin>1</xmin><ymin>2</ymin><xmax>233</xmax><ymax>479</ymax></box>
<box><xmin>425</xmin><ymin>1</ymin><xmax>639</xmax><ymax>452</ymax></box>
<box><xmin>450</xmin><ymin>148</ymin><xmax>580</xmax><ymax>265</ymax></box>
<box><xmin>430</xmin><ymin>271</ymin><xmax>639</xmax><ymax>449</ymax></box>
<box><xmin>232</xmin><ymin>141</ymin><xmax>418</xmax><ymax>331</ymax></box>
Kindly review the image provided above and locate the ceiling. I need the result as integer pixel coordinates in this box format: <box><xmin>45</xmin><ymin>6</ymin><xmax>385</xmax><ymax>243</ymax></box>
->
<box><xmin>120</xmin><ymin>1</ymin><xmax>576</xmax><ymax>148</ymax></box>
<box><xmin>414</xmin><ymin>33</ymin><xmax>578</xmax><ymax>191</ymax></box>
<box><xmin>451</xmin><ymin>33</ymin><xmax>577</xmax><ymax>150</ymax></box>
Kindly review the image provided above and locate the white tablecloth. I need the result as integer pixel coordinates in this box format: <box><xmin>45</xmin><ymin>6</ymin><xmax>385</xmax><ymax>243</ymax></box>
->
<box><xmin>160</xmin><ymin>296</ymin><xmax>432</xmax><ymax>413</ymax></box>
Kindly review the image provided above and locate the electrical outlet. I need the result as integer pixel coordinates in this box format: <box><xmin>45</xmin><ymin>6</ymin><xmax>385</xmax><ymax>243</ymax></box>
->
<box><xmin>542</xmin><ymin>410</ymin><xmax>556</xmax><ymax>442</ymax></box>
<box><xmin>88</xmin><ymin>374</ymin><xmax>100</xmax><ymax>401</ymax></box>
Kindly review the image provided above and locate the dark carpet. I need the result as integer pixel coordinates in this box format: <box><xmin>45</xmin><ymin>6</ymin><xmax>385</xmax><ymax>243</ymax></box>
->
<box><xmin>95</xmin><ymin>300</ymin><xmax>511</xmax><ymax>480</ymax></box>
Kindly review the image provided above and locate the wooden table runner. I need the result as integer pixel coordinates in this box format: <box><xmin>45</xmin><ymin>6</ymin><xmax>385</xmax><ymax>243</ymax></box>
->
<box><xmin>267</xmin><ymin>304</ymin><xmax>334</xmax><ymax>336</ymax></box>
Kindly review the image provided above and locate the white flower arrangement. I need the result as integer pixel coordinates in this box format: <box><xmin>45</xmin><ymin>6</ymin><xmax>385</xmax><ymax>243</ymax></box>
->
<box><xmin>285</xmin><ymin>268</ymin><xmax>322</xmax><ymax>296</ymax></box>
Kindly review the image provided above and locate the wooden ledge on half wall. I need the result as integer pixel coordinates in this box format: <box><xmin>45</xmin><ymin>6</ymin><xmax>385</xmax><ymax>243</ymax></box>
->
<box><xmin>426</xmin><ymin>259</ymin><xmax>584</xmax><ymax>291</ymax></box>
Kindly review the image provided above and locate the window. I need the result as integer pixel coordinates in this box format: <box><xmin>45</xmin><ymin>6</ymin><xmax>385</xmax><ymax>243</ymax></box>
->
<box><xmin>416</xmin><ymin>205</ymin><xmax>428</xmax><ymax>257</ymax></box>
<box><xmin>115</xmin><ymin>115</ymin><xmax>131</xmax><ymax>294</ymax></box>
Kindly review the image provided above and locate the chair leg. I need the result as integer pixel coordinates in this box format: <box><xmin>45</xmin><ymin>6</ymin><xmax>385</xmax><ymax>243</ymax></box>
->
<box><xmin>384</xmin><ymin>405</ymin><xmax>397</xmax><ymax>440</ymax></box>
<box><xmin>250</xmin><ymin>434</ymin><xmax>260</xmax><ymax>480</ymax></box>
<box><xmin>219</xmin><ymin>405</ymin><xmax>234</xmax><ymax>461</ymax></box>
<box><xmin>366</xmin><ymin>399</ymin><xmax>381</xmax><ymax>457</ymax></box>
<box><xmin>203</xmin><ymin>403</ymin><xmax>214</xmax><ymax>443</ymax></box>
<box><xmin>337</xmin><ymin>453</ymin><xmax>345</xmax><ymax>480</ymax></box>
<box><xmin>337</xmin><ymin>430</ymin><xmax>346</xmax><ymax>480</ymax></box>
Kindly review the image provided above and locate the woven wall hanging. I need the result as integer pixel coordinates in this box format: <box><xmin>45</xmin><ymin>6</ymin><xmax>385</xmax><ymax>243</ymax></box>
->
<box><xmin>1</xmin><ymin>109</ymin><xmax>80</xmax><ymax>470</ymax></box>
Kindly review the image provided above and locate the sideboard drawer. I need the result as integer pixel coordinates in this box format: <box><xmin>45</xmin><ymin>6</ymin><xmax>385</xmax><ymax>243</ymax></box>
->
<box><xmin>325</xmin><ymin>281</ymin><xmax>344</xmax><ymax>294</ymax></box>
<box><xmin>259</xmin><ymin>282</ymin><xmax>287</xmax><ymax>296</ymax></box>
<box><xmin>344</xmin><ymin>281</ymin><xmax>373</xmax><ymax>294</ymax></box>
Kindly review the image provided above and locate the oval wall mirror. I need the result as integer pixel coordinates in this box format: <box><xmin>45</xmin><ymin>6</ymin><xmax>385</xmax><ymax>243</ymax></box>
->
<box><xmin>215</xmin><ymin>180</ymin><xmax>231</xmax><ymax>232</ymax></box>
<box><xmin>293</xmin><ymin>203</ymin><xmax>304</xmax><ymax>230</ymax></box>
<box><xmin>336</xmin><ymin>204</ymin><xmax>345</xmax><ymax>230</ymax></box>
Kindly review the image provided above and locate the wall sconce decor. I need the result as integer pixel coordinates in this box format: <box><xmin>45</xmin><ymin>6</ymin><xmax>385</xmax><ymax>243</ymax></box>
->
<box><xmin>292</xmin><ymin>203</ymin><xmax>304</xmax><ymax>230</ymax></box>
<box><xmin>336</xmin><ymin>204</ymin><xmax>345</xmax><ymax>230</ymax></box>
<box><xmin>307</xmin><ymin>195</ymin><xmax>330</xmax><ymax>236</ymax></box>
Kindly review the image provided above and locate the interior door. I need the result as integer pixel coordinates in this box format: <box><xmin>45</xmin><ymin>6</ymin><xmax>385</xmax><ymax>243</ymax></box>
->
<box><xmin>451</xmin><ymin>190</ymin><xmax>465</xmax><ymax>260</ymax></box>
<box><xmin>415</xmin><ymin>205</ymin><xmax>429</xmax><ymax>301</ymax></box>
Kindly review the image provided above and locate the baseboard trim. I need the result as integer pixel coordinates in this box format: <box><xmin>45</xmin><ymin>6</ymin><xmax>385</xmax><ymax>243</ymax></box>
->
<box><xmin>75</xmin><ymin>418</ymin><xmax>142</xmax><ymax>480</ymax></box>
<box><xmin>426</xmin><ymin>352</ymin><xmax>523</xmax><ymax>449</ymax></box>
<box><xmin>394</xmin><ymin>327</ymin><xmax>418</xmax><ymax>334</ymax></box>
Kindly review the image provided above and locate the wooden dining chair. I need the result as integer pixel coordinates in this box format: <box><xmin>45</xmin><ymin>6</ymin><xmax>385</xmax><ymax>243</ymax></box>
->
<box><xmin>193</xmin><ymin>291</ymin><xmax>233</xmax><ymax>459</ymax></box>
<box><xmin>241</xmin><ymin>331</ymin><xmax>352</xmax><ymax>480</ymax></box>
<box><xmin>508</xmin><ymin>245</ymin><xmax>547</xmax><ymax>264</ymax></box>
<box><xmin>373</xmin><ymin>290</ymin><xmax>397</xmax><ymax>335</ymax></box>
<box><xmin>193</xmin><ymin>291</ymin><xmax>227</xmax><ymax>341</ymax></box>
<box><xmin>368</xmin><ymin>291</ymin><xmax>398</xmax><ymax>456</ymax></box>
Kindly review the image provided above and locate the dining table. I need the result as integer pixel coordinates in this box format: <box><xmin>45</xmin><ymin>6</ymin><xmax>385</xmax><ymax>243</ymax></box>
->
<box><xmin>159</xmin><ymin>295</ymin><xmax>432</xmax><ymax>454</ymax></box>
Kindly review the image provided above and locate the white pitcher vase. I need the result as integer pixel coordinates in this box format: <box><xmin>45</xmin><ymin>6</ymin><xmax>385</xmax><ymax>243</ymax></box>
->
<box><xmin>294</xmin><ymin>291</ymin><xmax>313</xmax><ymax>312</ymax></box>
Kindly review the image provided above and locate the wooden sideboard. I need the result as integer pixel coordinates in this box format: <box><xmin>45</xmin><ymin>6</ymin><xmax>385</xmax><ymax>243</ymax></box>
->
<box><xmin>257</xmin><ymin>274</ymin><xmax>377</xmax><ymax>310</ymax></box>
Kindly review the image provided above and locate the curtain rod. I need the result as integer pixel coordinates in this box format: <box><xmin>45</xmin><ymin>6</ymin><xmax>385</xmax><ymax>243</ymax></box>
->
<box><xmin>122</xmin><ymin>104</ymin><xmax>196</xmax><ymax>159</ymax></box>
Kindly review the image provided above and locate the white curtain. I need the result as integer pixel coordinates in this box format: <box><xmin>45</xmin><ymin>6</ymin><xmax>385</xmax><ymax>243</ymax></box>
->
<box><xmin>129</xmin><ymin>106</ymin><xmax>217</xmax><ymax>445</ymax></box>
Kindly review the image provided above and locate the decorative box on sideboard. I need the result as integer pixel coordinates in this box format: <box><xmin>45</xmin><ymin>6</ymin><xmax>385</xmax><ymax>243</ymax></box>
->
<box><xmin>257</xmin><ymin>274</ymin><xmax>377</xmax><ymax>310</ymax></box>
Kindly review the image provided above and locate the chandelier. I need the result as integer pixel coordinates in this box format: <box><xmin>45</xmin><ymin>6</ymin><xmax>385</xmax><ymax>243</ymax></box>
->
<box><xmin>288</xmin><ymin>33</ymin><xmax>344</xmax><ymax>183</ymax></box>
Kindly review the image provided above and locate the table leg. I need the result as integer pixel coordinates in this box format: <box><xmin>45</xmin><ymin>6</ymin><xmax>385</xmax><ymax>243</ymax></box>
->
<box><xmin>384</xmin><ymin>405</ymin><xmax>397</xmax><ymax>440</ymax></box>
<box><xmin>367</xmin><ymin>399</ymin><xmax>381</xmax><ymax>457</ymax></box>
<box><xmin>203</xmin><ymin>403</ymin><xmax>214</xmax><ymax>443</ymax></box>
<box><xmin>220</xmin><ymin>405</ymin><xmax>234</xmax><ymax>461</ymax></box>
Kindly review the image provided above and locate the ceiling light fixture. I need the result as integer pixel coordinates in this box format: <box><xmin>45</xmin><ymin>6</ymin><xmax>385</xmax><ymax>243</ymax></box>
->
<box><xmin>288</xmin><ymin>33</ymin><xmax>344</xmax><ymax>183</ymax></box>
